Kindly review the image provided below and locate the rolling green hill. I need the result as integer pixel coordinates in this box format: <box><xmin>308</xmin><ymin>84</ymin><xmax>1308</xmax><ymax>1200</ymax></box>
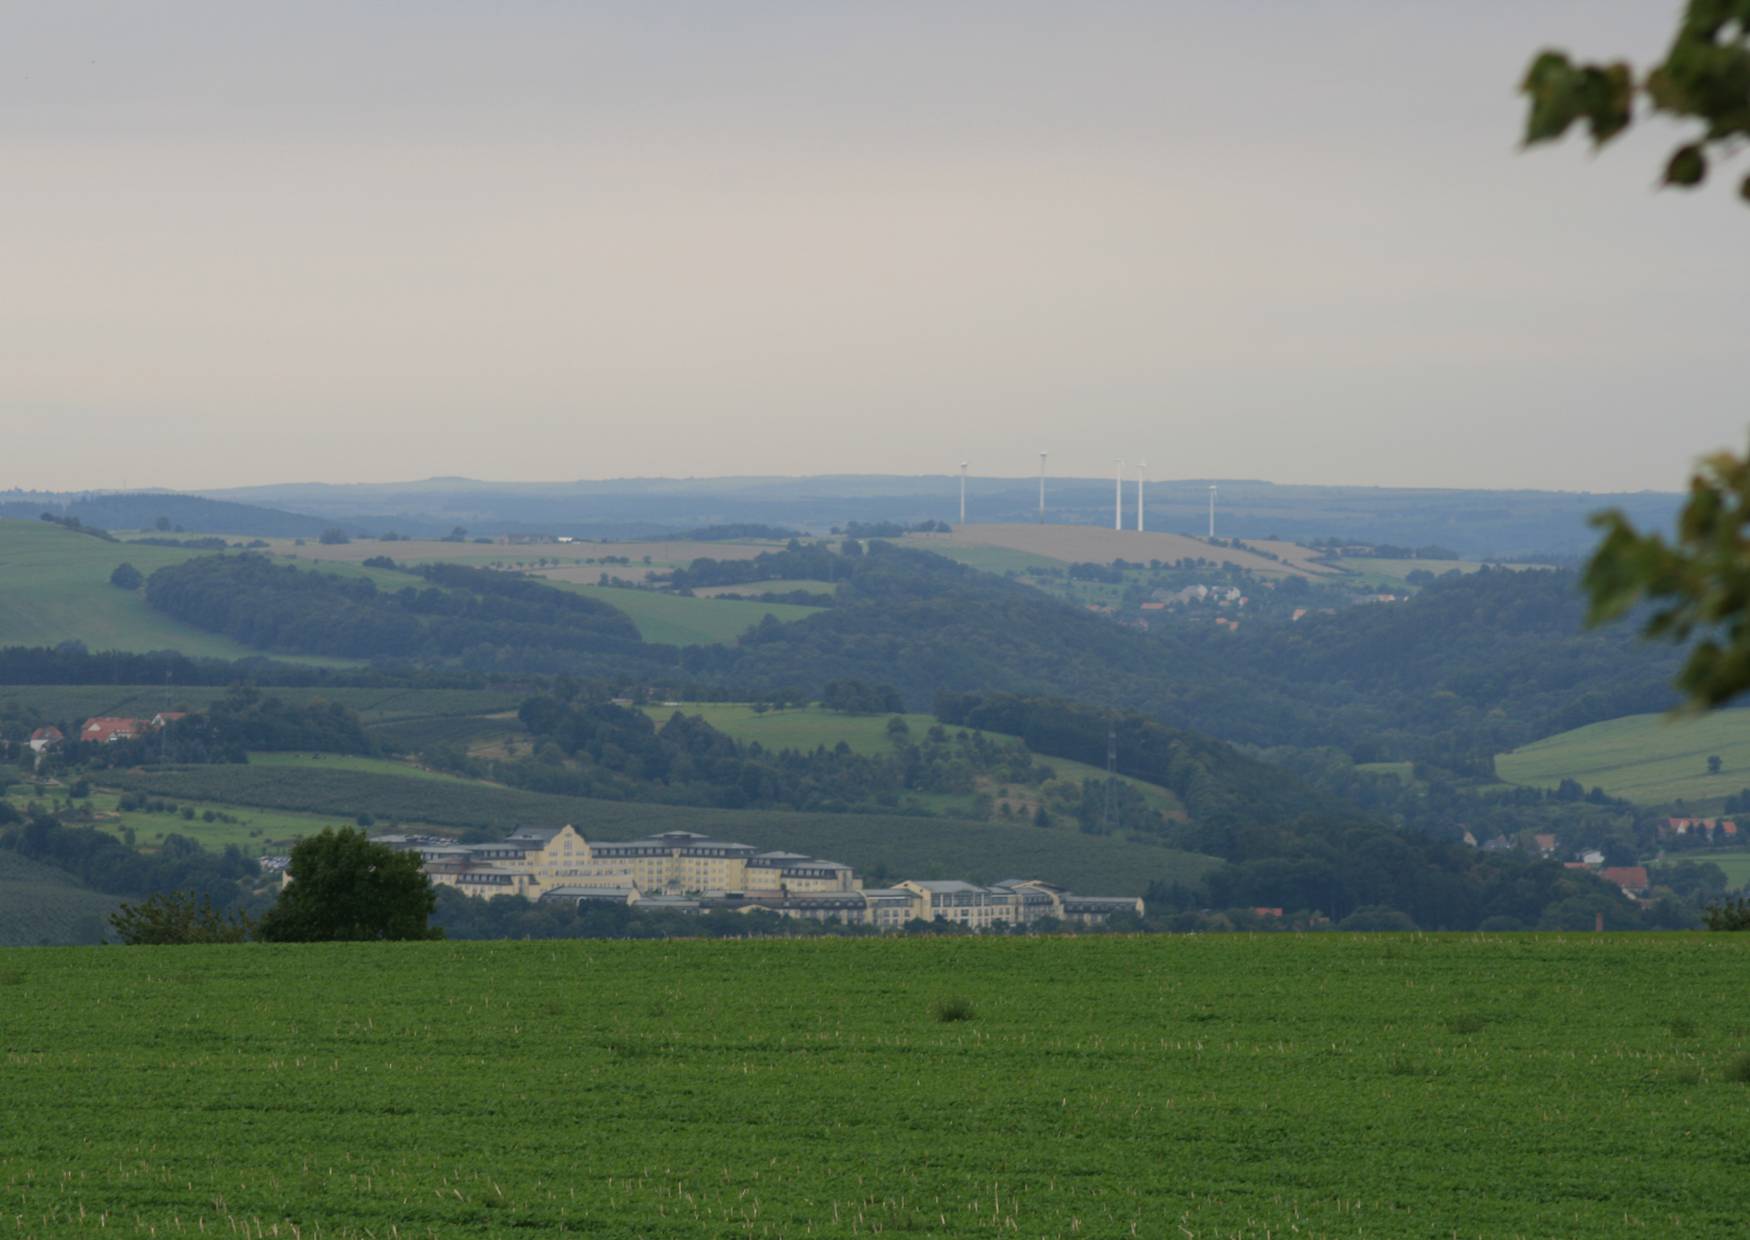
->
<box><xmin>102</xmin><ymin>758</ymin><xmax>1214</xmax><ymax>895</ymax></box>
<box><xmin>0</xmin><ymin>852</ymin><xmax>122</xmax><ymax>946</ymax></box>
<box><xmin>3</xmin><ymin>936</ymin><xmax>1747</xmax><ymax>1235</ymax></box>
<box><xmin>0</xmin><ymin>520</ymin><xmax>353</xmax><ymax>663</ymax></box>
<box><xmin>1497</xmin><ymin>709</ymin><xmax>1750</xmax><ymax>806</ymax></box>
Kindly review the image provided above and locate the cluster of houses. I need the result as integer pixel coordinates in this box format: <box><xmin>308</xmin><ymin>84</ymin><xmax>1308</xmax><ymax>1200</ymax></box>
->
<box><xmin>28</xmin><ymin>712</ymin><xmax>188</xmax><ymax>757</ymax></box>
<box><xmin>359</xmin><ymin>826</ymin><xmax>1144</xmax><ymax>930</ymax></box>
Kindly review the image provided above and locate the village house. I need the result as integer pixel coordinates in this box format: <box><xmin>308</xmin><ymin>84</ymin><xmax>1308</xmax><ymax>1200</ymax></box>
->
<box><xmin>27</xmin><ymin>726</ymin><xmax>63</xmax><ymax>755</ymax></box>
<box><xmin>1599</xmin><ymin>866</ymin><xmax>1651</xmax><ymax>897</ymax></box>
<box><xmin>79</xmin><ymin>717</ymin><xmax>144</xmax><ymax>744</ymax></box>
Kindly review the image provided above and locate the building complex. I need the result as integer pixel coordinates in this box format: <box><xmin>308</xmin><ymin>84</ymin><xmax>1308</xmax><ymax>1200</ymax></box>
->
<box><xmin>372</xmin><ymin>826</ymin><xmax>1142</xmax><ymax>929</ymax></box>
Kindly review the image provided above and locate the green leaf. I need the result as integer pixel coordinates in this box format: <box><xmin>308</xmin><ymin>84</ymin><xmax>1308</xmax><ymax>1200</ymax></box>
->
<box><xmin>1665</xmin><ymin>143</ymin><xmax>1708</xmax><ymax>185</ymax></box>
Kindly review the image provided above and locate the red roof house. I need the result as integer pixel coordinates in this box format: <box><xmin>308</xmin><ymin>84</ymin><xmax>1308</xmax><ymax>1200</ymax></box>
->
<box><xmin>80</xmin><ymin>717</ymin><xmax>144</xmax><ymax>744</ymax></box>
<box><xmin>27</xmin><ymin>726</ymin><xmax>64</xmax><ymax>754</ymax></box>
<box><xmin>1600</xmin><ymin>866</ymin><xmax>1650</xmax><ymax>896</ymax></box>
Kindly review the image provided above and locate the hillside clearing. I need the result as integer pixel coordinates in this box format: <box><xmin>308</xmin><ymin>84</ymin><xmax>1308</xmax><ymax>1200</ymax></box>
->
<box><xmin>2</xmin><ymin>936</ymin><xmax>1746</xmax><ymax>1235</ymax></box>
<box><xmin>542</xmin><ymin>582</ymin><xmax>823</xmax><ymax>645</ymax></box>
<box><xmin>1497</xmin><ymin>709</ymin><xmax>1750</xmax><ymax>806</ymax></box>
<box><xmin>927</xmin><ymin>523</ymin><xmax>1333</xmax><ymax>578</ymax></box>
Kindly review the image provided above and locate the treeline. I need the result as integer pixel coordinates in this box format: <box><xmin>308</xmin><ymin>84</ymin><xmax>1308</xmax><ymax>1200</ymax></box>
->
<box><xmin>679</xmin><ymin>524</ymin><xmax>802</xmax><ymax>541</ymax></box>
<box><xmin>143</xmin><ymin>554</ymin><xmax>671</xmax><ymax>672</ymax></box>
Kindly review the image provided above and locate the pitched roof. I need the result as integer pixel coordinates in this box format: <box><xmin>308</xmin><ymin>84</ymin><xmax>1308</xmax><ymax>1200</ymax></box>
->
<box><xmin>1600</xmin><ymin>866</ymin><xmax>1650</xmax><ymax>893</ymax></box>
<box><xmin>80</xmin><ymin>717</ymin><xmax>144</xmax><ymax>743</ymax></box>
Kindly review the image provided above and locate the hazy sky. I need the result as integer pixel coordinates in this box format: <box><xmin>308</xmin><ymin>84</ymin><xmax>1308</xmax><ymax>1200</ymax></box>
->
<box><xmin>4</xmin><ymin>1</ymin><xmax>1742</xmax><ymax>493</ymax></box>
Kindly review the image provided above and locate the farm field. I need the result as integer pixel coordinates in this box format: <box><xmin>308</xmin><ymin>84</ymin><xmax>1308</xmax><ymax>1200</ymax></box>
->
<box><xmin>648</xmin><ymin>702</ymin><xmax>1186</xmax><ymax>816</ymax></box>
<box><xmin>543</xmin><ymin>582</ymin><xmax>823</xmax><ymax>645</ymax></box>
<box><xmin>265</xmin><ymin>535</ymin><xmax>793</xmax><ymax>568</ymax></box>
<box><xmin>2</xmin><ymin>784</ymin><xmax>343</xmax><ymax>857</ymax></box>
<box><xmin>930</xmin><ymin>523</ymin><xmax>1330</xmax><ymax>579</ymax></box>
<box><xmin>101</xmin><ymin>763</ymin><xmax>1213</xmax><ymax>895</ymax></box>
<box><xmin>1689</xmin><ymin>849</ymin><xmax>1750</xmax><ymax>889</ymax></box>
<box><xmin>0</xmin><ymin>520</ymin><xmax>348</xmax><ymax>663</ymax></box>
<box><xmin>1497</xmin><ymin>709</ymin><xmax>1750</xmax><ymax>806</ymax></box>
<box><xmin>689</xmin><ymin>578</ymin><xmax>838</xmax><ymax>598</ymax></box>
<box><xmin>0</xmin><ymin>852</ymin><xmax>119</xmax><ymax>946</ymax></box>
<box><xmin>1332</xmin><ymin>556</ymin><xmax>1548</xmax><ymax>590</ymax></box>
<box><xmin>3</xmin><ymin>935</ymin><xmax>1748</xmax><ymax>1235</ymax></box>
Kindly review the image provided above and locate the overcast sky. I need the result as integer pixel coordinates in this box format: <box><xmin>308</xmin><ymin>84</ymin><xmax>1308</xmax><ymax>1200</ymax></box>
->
<box><xmin>3</xmin><ymin>1</ymin><xmax>1741</xmax><ymax>493</ymax></box>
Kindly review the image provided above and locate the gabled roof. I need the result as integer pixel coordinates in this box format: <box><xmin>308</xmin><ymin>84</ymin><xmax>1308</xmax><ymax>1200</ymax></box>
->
<box><xmin>80</xmin><ymin>716</ymin><xmax>144</xmax><ymax>743</ymax></box>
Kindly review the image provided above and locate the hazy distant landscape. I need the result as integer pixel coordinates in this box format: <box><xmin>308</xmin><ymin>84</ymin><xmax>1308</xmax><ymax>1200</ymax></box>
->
<box><xmin>8</xmin><ymin>0</ymin><xmax>1750</xmax><ymax>1232</ymax></box>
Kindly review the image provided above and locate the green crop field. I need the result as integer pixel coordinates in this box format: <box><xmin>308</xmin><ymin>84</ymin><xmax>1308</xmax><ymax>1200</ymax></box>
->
<box><xmin>1333</xmin><ymin>557</ymin><xmax>1549</xmax><ymax>590</ymax></box>
<box><xmin>102</xmin><ymin>763</ymin><xmax>1212</xmax><ymax>895</ymax></box>
<box><xmin>0</xmin><ymin>852</ymin><xmax>121</xmax><ymax>946</ymax></box>
<box><xmin>646</xmin><ymin>703</ymin><xmax>1186</xmax><ymax>815</ymax></box>
<box><xmin>1497</xmin><ymin>709</ymin><xmax>1750</xmax><ymax>806</ymax></box>
<box><xmin>915</xmin><ymin>541</ymin><xmax>1069</xmax><ymax>574</ymax></box>
<box><xmin>0</xmin><ymin>520</ymin><xmax>287</xmax><ymax>659</ymax></box>
<box><xmin>2</xmin><ymin>935</ymin><xmax>1747</xmax><ymax>1235</ymax></box>
<box><xmin>544</xmin><ymin>582</ymin><xmax>822</xmax><ymax>645</ymax></box>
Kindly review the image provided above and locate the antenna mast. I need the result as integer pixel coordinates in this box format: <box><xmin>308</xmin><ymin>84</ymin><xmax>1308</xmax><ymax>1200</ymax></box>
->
<box><xmin>1207</xmin><ymin>484</ymin><xmax>1218</xmax><ymax>539</ymax></box>
<box><xmin>959</xmin><ymin>461</ymin><xmax>968</xmax><ymax>526</ymax></box>
<box><xmin>1038</xmin><ymin>452</ymin><xmax>1048</xmax><ymax>524</ymax></box>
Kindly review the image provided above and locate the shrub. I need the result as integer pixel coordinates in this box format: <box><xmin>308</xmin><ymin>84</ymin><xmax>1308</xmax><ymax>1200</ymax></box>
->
<box><xmin>1703</xmin><ymin>898</ymin><xmax>1750</xmax><ymax>931</ymax></box>
<box><xmin>108</xmin><ymin>562</ymin><xmax>144</xmax><ymax>590</ymax></box>
<box><xmin>933</xmin><ymin>996</ymin><xmax>975</xmax><ymax>1023</ymax></box>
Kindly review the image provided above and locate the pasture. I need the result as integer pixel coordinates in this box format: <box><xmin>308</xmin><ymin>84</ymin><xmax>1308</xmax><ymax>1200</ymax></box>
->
<box><xmin>1497</xmin><ymin>709</ymin><xmax>1750</xmax><ymax>806</ymax></box>
<box><xmin>931</xmin><ymin>523</ymin><xmax>1329</xmax><ymax>579</ymax></box>
<box><xmin>1334</xmin><ymin>556</ymin><xmax>1548</xmax><ymax>590</ymax></box>
<box><xmin>0</xmin><ymin>520</ymin><xmax>338</xmax><ymax>661</ymax></box>
<box><xmin>542</xmin><ymin>582</ymin><xmax>823</xmax><ymax>646</ymax></box>
<box><xmin>2</xmin><ymin>935</ymin><xmax>1747</xmax><ymax>1235</ymax></box>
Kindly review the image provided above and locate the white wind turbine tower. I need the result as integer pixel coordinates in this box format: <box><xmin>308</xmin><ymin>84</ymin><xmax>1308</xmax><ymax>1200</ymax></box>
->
<box><xmin>1136</xmin><ymin>461</ymin><xmax>1146</xmax><ymax>532</ymax></box>
<box><xmin>1038</xmin><ymin>451</ymin><xmax>1048</xmax><ymax>524</ymax></box>
<box><xmin>1114</xmin><ymin>460</ymin><xmax>1124</xmax><ymax>531</ymax></box>
<box><xmin>958</xmin><ymin>461</ymin><xmax>968</xmax><ymax>525</ymax></box>
<box><xmin>1207</xmin><ymin>484</ymin><xmax>1218</xmax><ymax>539</ymax></box>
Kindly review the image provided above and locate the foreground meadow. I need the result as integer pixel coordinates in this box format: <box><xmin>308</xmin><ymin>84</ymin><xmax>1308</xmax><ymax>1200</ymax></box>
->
<box><xmin>3</xmin><ymin>935</ymin><xmax>1748</xmax><ymax>1236</ymax></box>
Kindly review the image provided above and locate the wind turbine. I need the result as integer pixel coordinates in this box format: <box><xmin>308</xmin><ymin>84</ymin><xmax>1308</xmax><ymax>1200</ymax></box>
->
<box><xmin>1114</xmin><ymin>460</ymin><xmax>1124</xmax><ymax>531</ymax></box>
<box><xmin>1038</xmin><ymin>452</ymin><xmax>1048</xmax><ymax>524</ymax></box>
<box><xmin>1207</xmin><ymin>484</ymin><xmax>1218</xmax><ymax>539</ymax></box>
<box><xmin>1136</xmin><ymin>461</ymin><xmax>1147</xmax><ymax>533</ymax></box>
<box><xmin>958</xmin><ymin>461</ymin><xmax>968</xmax><ymax>525</ymax></box>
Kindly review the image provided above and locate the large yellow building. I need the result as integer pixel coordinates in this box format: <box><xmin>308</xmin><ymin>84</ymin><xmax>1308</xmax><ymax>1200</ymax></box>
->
<box><xmin>381</xmin><ymin>826</ymin><xmax>1141</xmax><ymax>929</ymax></box>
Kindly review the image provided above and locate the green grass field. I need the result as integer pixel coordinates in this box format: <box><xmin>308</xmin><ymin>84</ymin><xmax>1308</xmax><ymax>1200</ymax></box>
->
<box><xmin>2</xmin><ymin>935</ymin><xmax>1747</xmax><ymax>1235</ymax></box>
<box><xmin>1497</xmin><ymin>709</ymin><xmax>1750</xmax><ymax>806</ymax></box>
<box><xmin>647</xmin><ymin>703</ymin><xmax>1186</xmax><ymax>815</ymax></box>
<box><xmin>1333</xmin><ymin>556</ymin><xmax>1548</xmax><ymax>590</ymax></box>
<box><xmin>545</xmin><ymin>582</ymin><xmax>823</xmax><ymax>645</ymax></box>
<box><xmin>101</xmin><ymin>762</ymin><xmax>1213</xmax><ymax>895</ymax></box>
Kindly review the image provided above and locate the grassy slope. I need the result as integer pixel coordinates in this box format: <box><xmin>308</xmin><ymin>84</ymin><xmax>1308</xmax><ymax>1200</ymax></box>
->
<box><xmin>0</xmin><ymin>852</ymin><xmax>122</xmax><ymax>946</ymax></box>
<box><xmin>2</xmin><ymin>936</ymin><xmax>1747</xmax><ymax>1235</ymax></box>
<box><xmin>1334</xmin><ymin>556</ymin><xmax>1549</xmax><ymax>590</ymax></box>
<box><xmin>1497</xmin><ymin>709</ymin><xmax>1750</xmax><ymax>806</ymax></box>
<box><xmin>646</xmin><ymin>702</ymin><xmax>1186</xmax><ymax>815</ymax></box>
<box><xmin>0</xmin><ymin>520</ymin><xmax>285</xmax><ymax>659</ymax></box>
<box><xmin>103</xmin><ymin>760</ymin><xmax>1212</xmax><ymax>895</ymax></box>
<box><xmin>544</xmin><ymin>582</ymin><xmax>822</xmax><ymax>645</ymax></box>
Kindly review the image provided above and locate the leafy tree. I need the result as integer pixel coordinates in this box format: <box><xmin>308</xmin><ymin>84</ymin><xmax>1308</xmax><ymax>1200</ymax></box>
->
<box><xmin>1520</xmin><ymin>4</ymin><xmax>1750</xmax><ymax>198</ymax></box>
<box><xmin>1709</xmin><ymin>754</ymin><xmax>1724</xmax><ymax>775</ymax></box>
<box><xmin>257</xmin><ymin>827</ymin><xmax>441</xmax><ymax>942</ymax></box>
<box><xmin>318</xmin><ymin>527</ymin><xmax>351</xmax><ymax>545</ymax></box>
<box><xmin>1703</xmin><ymin>897</ymin><xmax>1750</xmax><ymax>931</ymax></box>
<box><xmin>1522</xmin><ymin>9</ymin><xmax>1750</xmax><ymax>711</ymax></box>
<box><xmin>109</xmin><ymin>891</ymin><xmax>251</xmax><ymax>945</ymax></box>
<box><xmin>108</xmin><ymin>562</ymin><xmax>143</xmax><ymax>590</ymax></box>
